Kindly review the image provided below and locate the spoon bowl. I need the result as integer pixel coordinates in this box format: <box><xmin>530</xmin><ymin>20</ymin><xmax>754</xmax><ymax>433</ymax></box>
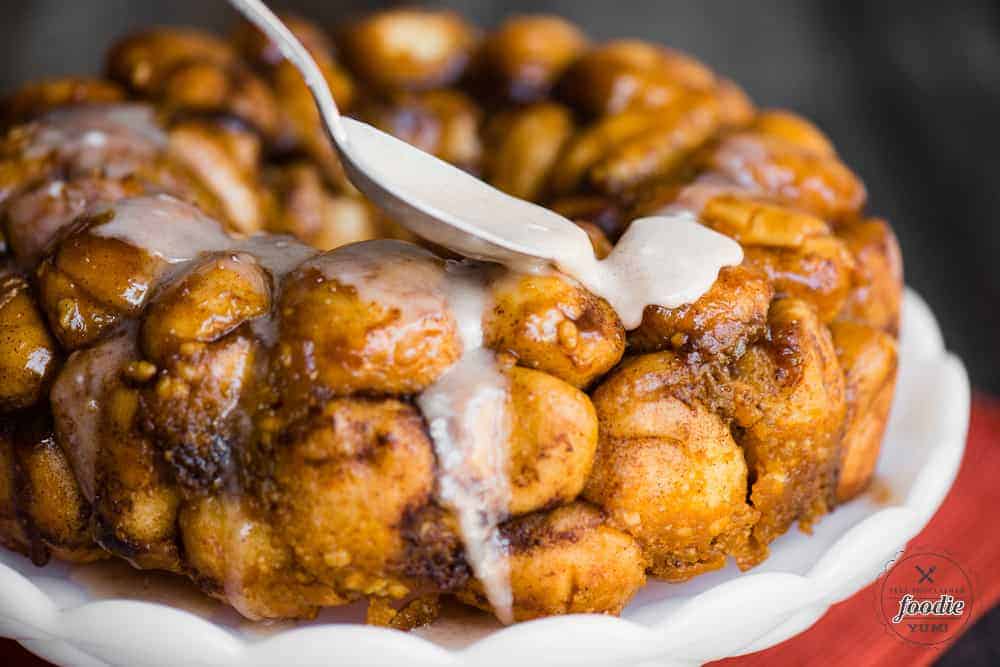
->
<box><xmin>336</xmin><ymin>118</ymin><xmax>594</xmax><ymax>271</ymax></box>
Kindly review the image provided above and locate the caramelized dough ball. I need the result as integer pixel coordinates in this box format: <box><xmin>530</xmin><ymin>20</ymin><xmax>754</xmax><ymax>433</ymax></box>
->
<box><xmin>357</xmin><ymin>90</ymin><xmax>483</xmax><ymax>172</ymax></box>
<box><xmin>484</xmin><ymin>272</ymin><xmax>625</xmax><ymax>389</ymax></box>
<box><xmin>38</xmin><ymin>195</ymin><xmax>232</xmax><ymax>350</ymax></box>
<box><xmin>830</xmin><ymin>322</ymin><xmax>898</xmax><ymax>501</ymax></box>
<box><xmin>700</xmin><ymin>133</ymin><xmax>866</xmax><ymax>220</ymax></box>
<box><xmin>37</xmin><ymin>220</ymin><xmax>166</xmax><ymax>348</ymax></box>
<box><xmin>141</xmin><ymin>253</ymin><xmax>269</xmax><ymax>363</ymax></box>
<box><xmin>142</xmin><ymin>335</ymin><xmax>258</xmax><ymax>493</ymax></box>
<box><xmin>180</xmin><ymin>494</ymin><xmax>345</xmax><ymax>620</ymax></box>
<box><xmin>644</xmin><ymin>188</ymin><xmax>855</xmax><ymax>323</ymax></box>
<box><xmin>458</xmin><ymin>502</ymin><xmax>646</xmax><ymax>620</ymax></box>
<box><xmin>483</xmin><ymin>103</ymin><xmax>574</xmax><ymax>201</ymax></box>
<box><xmin>3</xmin><ymin>177</ymin><xmax>142</xmax><ymax>268</ymax></box>
<box><xmin>50</xmin><ymin>333</ymin><xmax>134</xmax><ymax>503</ymax></box>
<box><xmin>36</xmin><ymin>258</ymin><xmax>122</xmax><ymax>350</ymax></box>
<box><xmin>559</xmin><ymin>40</ymin><xmax>715</xmax><ymax>116</ymax></box>
<box><xmin>507</xmin><ymin>367</ymin><xmax>598</xmax><ymax>516</ymax></box>
<box><xmin>273</xmin><ymin>398</ymin><xmax>435</xmax><ymax>599</ymax></box>
<box><xmin>716</xmin><ymin>79</ymin><xmax>756</xmax><ymax>128</ymax></box>
<box><xmin>232</xmin><ymin>13</ymin><xmax>335</xmax><ymax>68</ymax></box>
<box><xmin>0</xmin><ymin>127</ymin><xmax>44</xmax><ymax>204</ymax></box>
<box><xmin>232</xmin><ymin>15</ymin><xmax>356</xmax><ymax>177</ymax></box>
<box><xmin>588</xmin><ymin>95</ymin><xmax>722</xmax><ymax>195</ymax></box>
<box><xmin>1</xmin><ymin>78</ymin><xmax>124</xmax><ymax>129</ymax></box>
<box><xmin>232</xmin><ymin>13</ymin><xmax>353</xmax><ymax>105</ymax></box>
<box><xmin>107</xmin><ymin>28</ymin><xmax>234</xmax><ymax>90</ymax></box>
<box><xmin>51</xmin><ymin>215</ymin><xmax>167</xmax><ymax>314</ymax></box>
<box><xmin>94</xmin><ymin>359</ymin><xmax>182</xmax><ymax>571</ymax></box>
<box><xmin>45</xmin><ymin>317</ymin><xmax>185</xmax><ymax>569</ymax></box>
<box><xmin>0</xmin><ymin>107</ymin><xmax>225</xmax><ymax>234</ymax></box>
<box><xmin>106</xmin><ymin>28</ymin><xmax>278</xmax><ymax>135</ymax></box>
<box><xmin>697</xmin><ymin>194</ymin><xmax>831</xmax><ymax>248</ymax></box>
<box><xmin>550</xmin><ymin>93</ymin><xmax>722</xmax><ymax>196</ymax></box>
<box><xmin>267</xmin><ymin>163</ymin><xmax>381</xmax><ymax>250</ymax></box>
<box><xmin>339</xmin><ymin>9</ymin><xmax>476</xmax><ymax>94</ymax></box>
<box><xmin>584</xmin><ymin>352</ymin><xmax>757</xmax><ymax>579</ymax></box>
<box><xmin>0</xmin><ymin>107</ymin><xmax>171</xmax><ymax>208</ymax></box>
<box><xmin>270</xmin><ymin>57</ymin><xmax>356</xmax><ymax>144</ymax></box>
<box><xmin>550</xmin><ymin>108</ymin><xmax>681</xmax><ymax>196</ymax></box>
<box><xmin>277</xmin><ymin>240</ymin><xmax>461</xmax><ymax>399</ymax></box>
<box><xmin>731</xmin><ymin>298</ymin><xmax>846</xmax><ymax>564</ymax></box>
<box><xmin>751</xmin><ymin>110</ymin><xmax>836</xmax><ymax>157</ymax></box>
<box><xmin>166</xmin><ymin>121</ymin><xmax>270</xmax><ymax>234</ymax></box>
<box><xmin>470</xmin><ymin>15</ymin><xmax>588</xmax><ymax>104</ymax></box>
<box><xmin>269</xmin><ymin>64</ymin><xmax>353</xmax><ymax>185</ymax></box>
<box><xmin>743</xmin><ymin>235</ymin><xmax>855</xmax><ymax>323</ymax></box>
<box><xmin>0</xmin><ymin>271</ymin><xmax>59</xmax><ymax>410</ymax></box>
<box><xmin>629</xmin><ymin>263</ymin><xmax>773</xmax><ymax>359</ymax></box>
<box><xmin>835</xmin><ymin>218</ymin><xmax>903</xmax><ymax>333</ymax></box>
<box><xmin>10</xmin><ymin>414</ymin><xmax>103</xmax><ymax>563</ymax></box>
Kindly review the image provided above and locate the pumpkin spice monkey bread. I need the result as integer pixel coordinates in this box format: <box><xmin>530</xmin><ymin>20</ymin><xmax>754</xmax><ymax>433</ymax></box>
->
<box><xmin>0</xmin><ymin>8</ymin><xmax>901</xmax><ymax>626</ymax></box>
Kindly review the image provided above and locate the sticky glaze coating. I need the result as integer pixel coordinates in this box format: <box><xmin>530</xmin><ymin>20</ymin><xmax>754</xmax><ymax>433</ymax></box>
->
<box><xmin>0</xmin><ymin>9</ymin><xmax>901</xmax><ymax>626</ymax></box>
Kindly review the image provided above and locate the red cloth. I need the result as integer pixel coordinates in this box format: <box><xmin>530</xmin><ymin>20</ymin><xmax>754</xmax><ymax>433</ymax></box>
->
<box><xmin>2</xmin><ymin>395</ymin><xmax>998</xmax><ymax>667</ymax></box>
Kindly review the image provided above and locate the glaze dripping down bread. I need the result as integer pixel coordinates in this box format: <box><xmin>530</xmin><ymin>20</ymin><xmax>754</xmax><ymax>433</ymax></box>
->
<box><xmin>0</xmin><ymin>9</ymin><xmax>901</xmax><ymax>626</ymax></box>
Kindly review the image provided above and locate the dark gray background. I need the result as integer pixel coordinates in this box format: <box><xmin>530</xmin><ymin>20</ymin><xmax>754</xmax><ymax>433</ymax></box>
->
<box><xmin>1</xmin><ymin>1</ymin><xmax>997</xmax><ymax>663</ymax></box>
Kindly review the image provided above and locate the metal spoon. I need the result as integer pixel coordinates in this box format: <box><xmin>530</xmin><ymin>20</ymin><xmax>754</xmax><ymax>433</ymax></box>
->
<box><xmin>226</xmin><ymin>0</ymin><xmax>594</xmax><ymax>271</ymax></box>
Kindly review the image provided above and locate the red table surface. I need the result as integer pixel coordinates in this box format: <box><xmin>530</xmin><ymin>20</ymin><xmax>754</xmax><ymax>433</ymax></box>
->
<box><xmin>2</xmin><ymin>394</ymin><xmax>997</xmax><ymax>667</ymax></box>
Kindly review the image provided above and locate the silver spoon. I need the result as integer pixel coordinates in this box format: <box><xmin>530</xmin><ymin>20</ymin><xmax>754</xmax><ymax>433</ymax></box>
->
<box><xmin>226</xmin><ymin>0</ymin><xmax>744</xmax><ymax>330</ymax></box>
<box><xmin>226</xmin><ymin>0</ymin><xmax>594</xmax><ymax>272</ymax></box>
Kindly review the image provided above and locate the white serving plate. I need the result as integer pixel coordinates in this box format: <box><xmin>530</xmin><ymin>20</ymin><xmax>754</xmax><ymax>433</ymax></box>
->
<box><xmin>0</xmin><ymin>288</ymin><xmax>969</xmax><ymax>667</ymax></box>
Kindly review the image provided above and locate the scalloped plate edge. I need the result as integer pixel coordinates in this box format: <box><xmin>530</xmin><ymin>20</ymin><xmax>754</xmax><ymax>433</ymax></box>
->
<box><xmin>1</xmin><ymin>288</ymin><xmax>970</xmax><ymax>667</ymax></box>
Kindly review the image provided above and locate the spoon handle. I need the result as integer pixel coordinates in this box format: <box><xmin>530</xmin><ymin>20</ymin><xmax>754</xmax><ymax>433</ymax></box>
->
<box><xmin>225</xmin><ymin>0</ymin><xmax>347</xmax><ymax>144</ymax></box>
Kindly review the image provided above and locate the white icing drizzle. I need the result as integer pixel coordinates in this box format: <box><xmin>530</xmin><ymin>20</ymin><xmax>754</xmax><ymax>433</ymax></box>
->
<box><xmin>300</xmin><ymin>239</ymin><xmax>448</xmax><ymax>328</ymax></box>
<box><xmin>662</xmin><ymin>172</ymin><xmax>764</xmax><ymax>216</ymax></box>
<box><xmin>25</xmin><ymin>104</ymin><xmax>166</xmax><ymax>180</ymax></box>
<box><xmin>554</xmin><ymin>214</ymin><xmax>743</xmax><ymax>328</ymax></box>
<box><xmin>301</xmin><ymin>240</ymin><xmax>513</xmax><ymax>620</ymax></box>
<box><xmin>443</xmin><ymin>261</ymin><xmax>492</xmax><ymax>352</ymax></box>
<box><xmin>237</xmin><ymin>235</ymin><xmax>318</xmax><ymax>284</ymax></box>
<box><xmin>5</xmin><ymin>178</ymin><xmax>131</xmax><ymax>267</ymax></box>
<box><xmin>91</xmin><ymin>194</ymin><xmax>234</xmax><ymax>263</ymax></box>
<box><xmin>238</xmin><ymin>236</ymin><xmax>318</xmax><ymax>345</ymax></box>
<box><xmin>50</xmin><ymin>331</ymin><xmax>137</xmax><ymax>502</ymax></box>
<box><xmin>89</xmin><ymin>193</ymin><xmax>319</xmax><ymax>345</ymax></box>
<box><xmin>300</xmin><ymin>240</ymin><xmax>454</xmax><ymax>366</ymax></box>
<box><xmin>704</xmin><ymin>134</ymin><xmax>771</xmax><ymax>189</ymax></box>
<box><xmin>91</xmin><ymin>195</ymin><xmax>321</xmax><ymax>274</ymax></box>
<box><xmin>419</xmin><ymin>348</ymin><xmax>512</xmax><ymax>624</ymax></box>
<box><xmin>417</xmin><ymin>261</ymin><xmax>513</xmax><ymax>624</ymax></box>
<box><xmin>340</xmin><ymin>118</ymin><xmax>743</xmax><ymax>330</ymax></box>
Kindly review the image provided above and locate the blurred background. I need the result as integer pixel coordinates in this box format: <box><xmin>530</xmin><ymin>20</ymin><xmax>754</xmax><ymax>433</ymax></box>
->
<box><xmin>0</xmin><ymin>0</ymin><xmax>997</xmax><ymax>664</ymax></box>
